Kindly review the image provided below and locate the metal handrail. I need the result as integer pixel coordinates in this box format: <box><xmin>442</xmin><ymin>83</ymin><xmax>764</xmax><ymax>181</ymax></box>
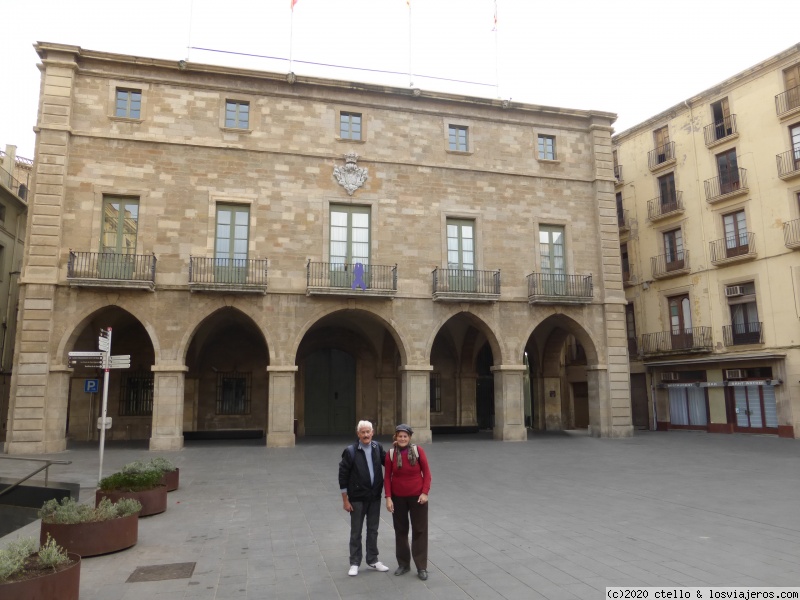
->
<box><xmin>0</xmin><ymin>456</ymin><xmax>72</xmax><ymax>499</ymax></box>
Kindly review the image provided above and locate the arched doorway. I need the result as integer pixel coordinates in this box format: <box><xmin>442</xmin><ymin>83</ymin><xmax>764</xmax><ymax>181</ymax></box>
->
<box><xmin>184</xmin><ymin>308</ymin><xmax>269</xmax><ymax>439</ymax></box>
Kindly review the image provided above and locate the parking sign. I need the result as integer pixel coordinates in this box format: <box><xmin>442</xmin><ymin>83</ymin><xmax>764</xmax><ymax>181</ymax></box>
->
<box><xmin>85</xmin><ymin>379</ymin><xmax>100</xmax><ymax>393</ymax></box>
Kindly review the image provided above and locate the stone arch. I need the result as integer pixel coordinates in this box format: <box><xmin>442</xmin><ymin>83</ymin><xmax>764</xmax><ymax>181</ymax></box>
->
<box><xmin>424</xmin><ymin>308</ymin><xmax>503</xmax><ymax>366</ymax></box>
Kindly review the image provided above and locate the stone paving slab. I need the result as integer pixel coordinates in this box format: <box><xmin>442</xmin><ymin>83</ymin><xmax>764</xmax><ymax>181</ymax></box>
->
<box><xmin>2</xmin><ymin>430</ymin><xmax>800</xmax><ymax>599</ymax></box>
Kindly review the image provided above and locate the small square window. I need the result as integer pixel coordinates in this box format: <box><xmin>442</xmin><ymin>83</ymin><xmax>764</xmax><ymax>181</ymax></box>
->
<box><xmin>225</xmin><ymin>100</ymin><xmax>250</xmax><ymax>129</ymax></box>
<box><xmin>538</xmin><ymin>134</ymin><xmax>556</xmax><ymax>160</ymax></box>
<box><xmin>448</xmin><ymin>125</ymin><xmax>468</xmax><ymax>152</ymax></box>
<box><xmin>115</xmin><ymin>89</ymin><xmax>142</xmax><ymax>119</ymax></box>
<box><xmin>340</xmin><ymin>112</ymin><xmax>362</xmax><ymax>140</ymax></box>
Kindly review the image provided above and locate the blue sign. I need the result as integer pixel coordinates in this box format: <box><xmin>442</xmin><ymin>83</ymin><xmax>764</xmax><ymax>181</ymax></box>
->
<box><xmin>84</xmin><ymin>379</ymin><xmax>100</xmax><ymax>394</ymax></box>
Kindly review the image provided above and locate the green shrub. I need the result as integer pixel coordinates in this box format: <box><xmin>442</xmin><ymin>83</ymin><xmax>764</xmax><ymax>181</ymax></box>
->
<box><xmin>0</xmin><ymin>537</ymin><xmax>36</xmax><ymax>582</ymax></box>
<box><xmin>99</xmin><ymin>469</ymin><xmax>162</xmax><ymax>492</ymax></box>
<box><xmin>39</xmin><ymin>496</ymin><xmax>143</xmax><ymax>524</ymax></box>
<box><xmin>148</xmin><ymin>457</ymin><xmax>177</xmax><ymax>472</ymax></box>
<box><xmin>121</xmin><ymin>456</ymin><xmax>176</xmax><ymax>475</ymax></box>
<box><xmin>36</xmin><ymin>534</ymin><xmax>70</xmax><ymax>569</ymax></box>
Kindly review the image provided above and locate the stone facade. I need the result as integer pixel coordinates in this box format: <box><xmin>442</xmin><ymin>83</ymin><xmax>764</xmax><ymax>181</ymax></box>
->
<box><xmin>4</xmin><ymin>43</ymin><xmax>631</xmax><ymax>454</ymax></box>
<box><xmin>614</xmin><ymin>43</ymin><xmax>800</xmax><ymax>438</ymax></box>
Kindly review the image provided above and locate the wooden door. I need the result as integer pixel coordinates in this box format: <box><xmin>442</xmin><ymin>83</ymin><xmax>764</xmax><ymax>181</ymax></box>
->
<box><xmin>668</xmin><ymin>294</ymin><xmax>693</xmax><ymax>350</ymax></box>
<box><xmin>303</xmin><ymin>348</ymin><xmax>355</xmax><ymax>435</ymax></box>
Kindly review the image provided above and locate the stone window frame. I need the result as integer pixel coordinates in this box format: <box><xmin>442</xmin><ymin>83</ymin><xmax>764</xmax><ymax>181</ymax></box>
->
<box><xmin>444</xmin><ymin>119</ymin><xmax>473</xmax><ymax>155</ymax></box>
<box><xmin>536</xmin><ymin>133</ymin><xmax>558</xmax><ymax>162</ymax></box>
<box><xmin>336</xmin><ymin>108</ymin><xmax>366</xmax><ymax>143</ymax></box>
<box><xmin>321</xmin><ymin>197</ymin><xmax>378</xmax><ymax>263</ymax></box>
<box><xmin>90</xmin><ymin>185</ymin><xmax>150</xmax><ymax>255</ymax></box>
<box><xmin>107</xmin><ymin>80</ymin><xmax>149</xmax><ymax>123</ymax></box>
<box><xmin>205</xmin><ymin>194</ymin><xmax>257</xmax><ymax>256</ymax></box>
<box><xmin>532</xmin><ymin>218</ymin><xmax>574</xmax><ymax>275</ymax></box>
<box><xmin>438</xmin><ymin>209</ymin><xmax>483</xmax><ymax>269</ymax></box>
<box><xmin>219</xmin><ymin>95</ymin><xmax>256</xmax><ymax>133</ymax></box>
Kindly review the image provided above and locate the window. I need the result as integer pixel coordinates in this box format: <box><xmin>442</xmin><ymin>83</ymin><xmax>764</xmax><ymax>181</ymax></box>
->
<box><xmin>102</xmin><ymin>197</ymin><xmax>139</xmax><ymax>254</ymax></box>
<box><xmin>537</xmin><ymin>134</ymin><xmax>556</xmax><ymax>160</ymax></box>
<box><xmin>446</xmin><ymin>218</ymin><xmax>476</xmax><ymax>292</ymax></box>
<box><xmin>784</xmin><ymin>64</ymin><xmax>800</xmax><ymax>111</ymax></box>
<box><xmin>540</xmin><ymin>225</ymin><xmax>565</xmax><ymax>294</ymax></box>
<box><xmin>216</xmin><ymin>372</ymin><xmax>251</xmax><ymax>415</ymax></box>
<box><xmin>727</xmin><ymin>282</ymin><xmax>760</xmax><ymax>345</ymax></box>
<box><xmin>710</xmin><ymin>98</ymin><xmax>732</xmax><ymax>141</ymax></box>
<box><xmin>790</xmin><ymin>123</ymin><xmax>800</xmax><ymax>170</ymax></box>
<box><xmin>669</xmin><ymin>387</ymin><xmax>708</xmax><ymax>427</ymax></box>
<box><xmin>620</xmin><ymin>243</ymin><xmax>630</xmax><ymax>282</ymax></box>
<box><xmin>119</xmin><ymin>371</ymin><xmax>154</xmax><ymax>416</ymax></box>
<box><xmin>448</xmin><ymin>125</ymin><xmax>468</xmax><ymax>152</ymax></box>
<box><xmin>429</xmin><ymin>373</ymin><xmax>441</xmax><ymax>413</ymax></box>
<box><xmin>115</xmin><ymin>88</ymin><xmax>141</xmax><ymax>119</ymax></box>
<box><xmin>716</xmin><ymin>148</ymin><xmax>740</xmax><ymax>194</ymax></box>
<box><xmin>653</xmin><ymin>126</ymin><xmax>670</xmax><ymax>162</ymax></box>
<box><xmin>330</xmin><ymin>205</ymin><xmax>370</xmax><ymax>287</ymax></box>
<box><xmin>616</xmin><ymin>192</ymin><xmax>625</xmax><ymax>226</ymax></box>
<box><xmin>625</xmin><ymin>303</ymin><xmax>637</xmax><ymax>357</ymax></box>
<box><xmin>663</xmin><ymin>228</ymin><xmax>684</xmax><ymax>271</ymax></box>
<box><xmin>215</xmin><ymin>204</ymin><xmax>250</xmax><ymax>283</ymax></box>
<box><xmin>668</xmin><ymin>294</ymin><xmax>693</xmax><ymax>349</ymax></box>
<box><xmin>225</xmin><ymin>100</ymin><xmax>250</xmax><ymax>129</ymax></box>
<box><xmin>658</xmin><ymin>172</ymin><xmax>677</xmax><ymax>211</ymax></box>
<box><xmin>340</xmin><ymin>112</ymin><xmax>362</xmax><ymax>140</ymax></box>
<box><xmin>0</xmin><ymin>202</ymin><xmax>6</xmax><ymax>222</ymax></box>
<box><xmin>723</xmin><ymin>210</ymin><xmax>749</xmax><ymax>257</ymax></box>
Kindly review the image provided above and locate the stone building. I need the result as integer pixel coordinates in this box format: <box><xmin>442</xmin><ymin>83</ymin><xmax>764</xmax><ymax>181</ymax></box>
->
<box><xmin>614</xmin><ymin>43</ymin><xmax>800</xmax><ymax>437</ymax></box>
<box><xmin>4</xmin><ymin>42</ymin><xmax>631</xmax><ymax>454</ymax></box>
<box><xmin>0</xmin><ymin>145</ymin><xmax>28</xmax><ymax>442</ymax></box>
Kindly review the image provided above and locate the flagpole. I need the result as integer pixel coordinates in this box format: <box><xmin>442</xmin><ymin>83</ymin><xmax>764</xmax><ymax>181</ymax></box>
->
<box><xmin>494</xmin><ymin>0</ymin><xmax>500</xmax><ymax>98</ymax></box>
<box><xmin>407</xmin><ymin>0</ymin><xmax>412</xmax><ymax>87</ymax></box>
<box><xmin>289</xmin><ymin>1</ymin><xmax>295</xmax><ymax>73</ymax></box>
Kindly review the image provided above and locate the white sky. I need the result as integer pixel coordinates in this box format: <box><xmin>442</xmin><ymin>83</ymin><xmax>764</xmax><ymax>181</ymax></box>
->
<box><xmin>2</xmin><ymin>0</ymin><xmax>799</xmax><ymax>159</ymax></box>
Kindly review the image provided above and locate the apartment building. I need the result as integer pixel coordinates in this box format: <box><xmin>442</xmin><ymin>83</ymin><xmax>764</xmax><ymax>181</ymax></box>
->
<box><xmin>0</xmin><ymin>145</ymin><xmax>28</xmax><ymax>442</ymax></box>
<box><xmin>4</xmin><ymin>42</ymin><xmax>631</xmax><ymax>454</ymax></box>
<box><xmin>613</xmin><ymin>43</ymin><xmax>800</xmax><ymax>437</ymax></box>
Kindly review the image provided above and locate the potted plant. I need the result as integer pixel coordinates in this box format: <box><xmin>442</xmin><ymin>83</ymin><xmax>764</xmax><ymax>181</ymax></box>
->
<box><xmin>96</xmin><ymin>469</ymin><xmax>167</xmax><ymax>517</ymax></box>
<box><xmin>39</xmin><ymin>496</ymin><xmax>141</xmax><ymax>557</ymax></box>
<box><xmin>0</xmin><ymin>535</ymin><xmax>80</xmax><ymax>600</ymax></box>
<box><xmin>123</xmin><ymin>457</ymin><xmax>180</xmax><ymax>492</ymax></box>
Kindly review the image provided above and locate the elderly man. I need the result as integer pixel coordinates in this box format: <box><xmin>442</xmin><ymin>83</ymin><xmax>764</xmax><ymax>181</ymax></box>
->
<box><xmin>338</xmin><ymin>420</ymin><xmax>389</xmax><ymax>576</ymax></box>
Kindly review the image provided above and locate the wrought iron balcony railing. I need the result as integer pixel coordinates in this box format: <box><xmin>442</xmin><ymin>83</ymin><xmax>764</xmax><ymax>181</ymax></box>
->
<box><xmin>648</xmin><ymin>141</ymin><xmax>675</xmax><ymax>170</ymax></box>
<box><xmin>526</xmin><ymin>273</ymin><xmax>593</xmax><ymax>304</ymax></box>
<box><xmin>647</xmin><ymin>191</ymin><xmax>684</xmax><ymax>221</ymax></box>
<box><xmin>432</xmin><ymin>267</ymin><xmax>499</xmax><ymax>301</ymax></box>
<box><xmin>723</xmin><ymin>322</ymin><xmax>763</xmax><ymax>346</ymax></box>
<box><xmin>651</xmin><ymin>250</ymin><xmax>689</xmax><ymax>279</ymax></box>
<box><xmin>189</xmin><ymin>257</ymin><xmax>268</xmax><ymax>293</ymax></box>
<box><xmin>776</xmin><ymin>149</ymin><xmax>800</xmax><ymax>179</ymax></box>
<box><xmin>640</xmin><ymin>326</ymin><xmax>713</xmax><ymax>355</ymax></box>
<box><xmin>0</xmin><ymin>165</ymin><xmax>28</xmax><ymax>201</ymax></box>
<box><xmin>784</xmin><ymin>218</ymin><xmax>800</xmax><ymax>249</ymax></box>
<box><xmin>614</xmin><ymin>165</ymin><xmax>623</xmax><ymax>183</ymax></box>
<box><xmin>307</xmin><ymin>261</ymin><xmax>397</xmax><ymax>297</ymax></box>
<box><xmin>775</xmin><ymin>85</ymin><xmax>800</xmax><ymax>116</ymax></box>
<box><xmin>704</xmin><ymin>168</ymin><xmax>748</xmax><ymax>202</ymax></box>
<box><xmin>710</xmin><ymin>233</ymin><xmax>756</xmax><ymax>264</ymax></box>
<box><xmin>703</xmin><ymin>115</ymin><xmax>738</xmax><ymax>146</ymax></box>
<box><xmin>67</xmin><ymin>251</ymin><xmax>156</xmax><ymax>290</ymax></box>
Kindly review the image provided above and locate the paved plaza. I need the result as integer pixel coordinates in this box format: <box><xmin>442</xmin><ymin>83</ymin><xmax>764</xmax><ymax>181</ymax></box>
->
<box><xmin>2</xmin><ymin>430</ymin><xmax>800</xmax><ymax>599</ymax></box>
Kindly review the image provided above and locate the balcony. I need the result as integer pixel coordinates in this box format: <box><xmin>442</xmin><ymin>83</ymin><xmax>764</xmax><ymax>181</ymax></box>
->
<box><xmin>622</xmin><ymin>269</ymin><xmax>635</xmax><ymax>288</ymax></box>
<box><xmin>0</xmin><ymin>165</ymin><xmax>28</xmax><ymax>202</ymax></box>
<box><xmin>640</xmin><ymin>326</ymin><xmax>713</xmax><ymax>356</ymax></box>
<box><xmin>723</xmin><ymin>322</ymin><xmax>763</xmax><ymax>346</ymax></box>
<box><xmin>776</xmin><ymin>150</ymin><xmax>800</xmax><ymax>180</ymax></box>
<box><xmin>704</xmin><ymin>168</ymin><xmax>748</xmax><ymax>204</ymax></box>
<box><xmin>617</xmin><ymin>209</ymin><xmax>630</xmax><ymax>232</ymax></box>
<box><xmin>189</xmin><ymin>257</ymin><xmax>268</xmax><ymax>294</ymax></box>
<box><xmin>651</xmin><ymin>250</ymin><xmax>690</xmax><ymax>280</ymax></box>
<box><xmin>784</xmin><ymin>218</ymin><xmax>800</xmax><ymax>249</ymax></box>
<box><xmin>703</xmin><ymin>115</ymin><xmax>738</xmax><ymax>147</ymax></box>
<box><xmin>614</xmin><ymin>165</ymin><xmax>623</xmax><ymax>186</ymax></box>
<box><xmin>775</xmin><ymin>85</ymin><xmax>800</xmax><ymax>118</ymax></box>
<box><xmin>526</xmin><ymin>273</ymin><xmax>593</xmax><ymax>304</ymax></box>
<box><xmin>67</xmin><ymin>251</ymin><xmax>156</xmax><ymax>291</ymax></box>
<box><xmin>710</xmin><ymin>233</ymin><xmax>757</xmax><ymax>266</ymax></box>
<box><xmin>432</xmin><ymin>267</ymin><xmax>499</xmax><ymax>302</ymax></box>
<box><xmin>647</xmin><ymin>141</ymin><xmax>676</xmax><ymax>172</ymax></box>
<box><xmin>647</xmin><ymin>192</ymin><xmax>684</xmax><ymax>222</ymax></box>
<box><xmin>307</xmin><ymin>261</ymin><xmax>397</xmax><ymax>298</ymax></box>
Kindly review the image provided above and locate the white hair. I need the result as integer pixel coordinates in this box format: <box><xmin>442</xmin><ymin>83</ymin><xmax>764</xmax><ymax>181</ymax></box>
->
<box><xmin>356</xmin><ymin>420</ymin><xmax>373</xmax><ymax>433</ymax></box>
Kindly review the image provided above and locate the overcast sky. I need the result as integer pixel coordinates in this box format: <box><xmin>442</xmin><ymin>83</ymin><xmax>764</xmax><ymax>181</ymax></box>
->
<box><xmin>2</xmin><ymin>0</ymin><xmax>799</xmax><ymax>159</ymax></box>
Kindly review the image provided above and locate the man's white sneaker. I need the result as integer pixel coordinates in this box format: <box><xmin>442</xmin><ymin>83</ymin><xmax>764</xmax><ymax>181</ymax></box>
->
<box><xmin>368</xmin><ymin>561</ymin><xmax>390</xmax><ymax>572</ymax></box>
<box><xmin>348</xmin><ymin>565</ymin><xmax>359</xmax><ymax>576</ymax></box>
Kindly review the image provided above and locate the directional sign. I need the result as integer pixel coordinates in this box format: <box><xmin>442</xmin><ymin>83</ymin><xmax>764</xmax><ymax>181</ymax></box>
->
<box><xmin>68</xmin><ymin>351</ymin><xmax>105</xmax><ymax>359</ymax></box>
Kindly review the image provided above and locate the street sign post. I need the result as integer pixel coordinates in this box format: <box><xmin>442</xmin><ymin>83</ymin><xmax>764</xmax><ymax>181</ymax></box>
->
<box><xmin>67</xmin><ymin>327</ymin><xmax>131</xmax><ymax>482</ymax></box>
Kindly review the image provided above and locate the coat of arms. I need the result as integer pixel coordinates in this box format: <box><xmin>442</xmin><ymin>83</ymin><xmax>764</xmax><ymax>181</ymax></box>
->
<box><xmin>333</xmin><ymin>152</ymin><xmax>368</xmax><ymax>196</ymax></box>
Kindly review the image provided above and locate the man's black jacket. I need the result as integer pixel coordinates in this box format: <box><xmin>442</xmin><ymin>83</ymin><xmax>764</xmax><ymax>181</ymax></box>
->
<box><xmin>338</xmin><ymin>441</ymin><xmax>386</xmax><ymax>502</ymax></box>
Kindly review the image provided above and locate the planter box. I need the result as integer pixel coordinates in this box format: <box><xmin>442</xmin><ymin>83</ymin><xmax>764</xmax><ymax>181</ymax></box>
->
<box><xmin>0</xmin><ymin>552</ymin><xmax>80</xmax><ymax>600</ymax></box>
<box><xmin>40</xmin><ymin>512</ymin><xmax>139</xmax><ymax>557</ymax></box>
<box><xmin>96</xmin><ymin>485</ymin><xmax>167</xmax><ymax>517</ymax></box>
<box><xmin>160</xmin><ymin>468</ymin><xmax>179</xmax><ymax>492</ymax></box>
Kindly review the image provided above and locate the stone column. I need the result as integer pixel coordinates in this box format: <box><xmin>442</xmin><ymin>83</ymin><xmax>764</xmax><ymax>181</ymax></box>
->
<box><xmin>267</xmin><ymin>366</ymin><xmax>297</xmax><ymax>447</ymax></box>
<box><xmin>399</xmin><ymin>365</ymin><xmax>432</xmax><ymax>444</ymax></box>
<box><xmin>458</xmin><ymin>373</ymin><xmax>477</xmax><ymax>426</ymax></box>
<box><xmin>587</xmin><ymin>363</ymin><xmax>633</xmax><ymax>438</ymax></box>
<box><xmin>149</xmin><ymin>364</ymin><xmax>187</xmax><ymax>451</ymax></box>
<box><xmin>491</xmin><ymin>365</ymin><xmax>527</xmax><ymax>441</ymax></box>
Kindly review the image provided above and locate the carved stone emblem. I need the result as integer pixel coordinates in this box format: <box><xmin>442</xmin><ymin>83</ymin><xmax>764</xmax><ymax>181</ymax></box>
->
<box><xmin>333</xmin><ymin>152</ymin><xmax>368</xmax><ymax>196</ymax></box>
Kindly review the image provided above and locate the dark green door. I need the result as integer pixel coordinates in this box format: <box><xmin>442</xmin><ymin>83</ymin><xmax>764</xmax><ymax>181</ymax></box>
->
<box><xmin>304</xmin><ymin>349</ymin><xmax>355</xmax><ymax>435</ymax></box>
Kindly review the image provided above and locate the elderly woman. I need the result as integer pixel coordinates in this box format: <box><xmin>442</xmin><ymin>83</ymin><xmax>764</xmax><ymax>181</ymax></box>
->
<box><xmin>384</xmin><ymin>423</ymin><xmax>432</xmax><ymax>581</ymax></box>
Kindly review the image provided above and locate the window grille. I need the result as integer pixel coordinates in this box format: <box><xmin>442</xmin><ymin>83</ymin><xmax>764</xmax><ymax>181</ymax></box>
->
<box><xmin>119</xmin><ymin>370</ymin><xmax>154</xmax><ymax>416</ymax></box>
<box><xmin>216</xmin><ymin>371</ymin><xmax>251</xmax><ymax>415</ymax></box>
